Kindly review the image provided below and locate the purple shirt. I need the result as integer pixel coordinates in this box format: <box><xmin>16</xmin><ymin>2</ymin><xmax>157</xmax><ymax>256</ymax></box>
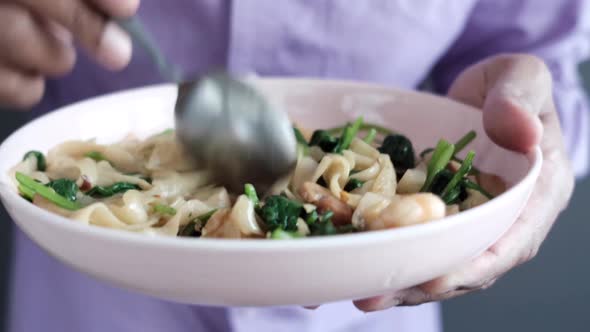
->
<box><xmin>9</xmin><ymin>1</ymin><xmax>589</xmax><ymax>331</ymax></box>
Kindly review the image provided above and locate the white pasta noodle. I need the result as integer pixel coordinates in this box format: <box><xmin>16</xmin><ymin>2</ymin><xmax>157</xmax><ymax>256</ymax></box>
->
<box><xmin>310</xmin><ymin>154</ymin><xmax>351</xmax><ymax>197</ymax></box>
<box><xmin>47</xmin><ymin>139</ymin><xmax>143</xmax><ymax>173</ymax></box>
<box><xmin>350</xmin><ymin>138</ymin><xmax>380</xmax><ymax>160</ymax></box>
<box><xmin>140</xmin><ymin>133</ymin><xmax>196</xmax><ymax>172</ymax></box>
<box><xmin>146</xmin><ymin>170</ymin><xmax>210</xmax><ymax>198</ymax></box>
<box><xmin>13</xmin><ymin>124</ymin><xmax>504</xmax><ymax>239</ymax></box>
<box><xmin>157</xmin><ymin>198</ymin><xmax>214</xmax><ymax>236</ymax></box>
<box><xmin>291</xmin><ymin>156</ymin><xmax>318</xmax><ymax>193</ymax></box>
<box><xmin>351</xmin><ymin>154</ymin><xmax>396</xmax><ymax>197</ymax></box>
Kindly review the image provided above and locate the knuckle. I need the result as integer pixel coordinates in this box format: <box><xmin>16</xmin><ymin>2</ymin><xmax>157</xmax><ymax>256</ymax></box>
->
<box><xmin>1</xmin><ymin>6</ymin><xmax>33</xmax><ymax>45</ymax></box>
<box><xmin>518</xmin><ymin>244</ymin><xmax>540</xmax><ymax>265</ymax></box>
<box><xmin>66</xmin><ymin>3</ymin><xmax>103</xmax><ymax>49</ymax></box>
<box><xmin>491</xmin><ymin>53</ymin><xmax>552</xmax><ymax>83</ymax></box>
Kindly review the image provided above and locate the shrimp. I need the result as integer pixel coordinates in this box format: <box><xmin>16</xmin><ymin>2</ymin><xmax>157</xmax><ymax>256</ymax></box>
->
<box><xmin>366</xmin><ymin>193</ymin><xmax>446</xmax><ymax>230</ymax></box>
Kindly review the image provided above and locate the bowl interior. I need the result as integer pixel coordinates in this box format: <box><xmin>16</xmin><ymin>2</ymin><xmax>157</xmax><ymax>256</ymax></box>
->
<box><xmin>0</xmin><ymin>79</ymin><xmax>529</xmax><ymax>191</ymax></box>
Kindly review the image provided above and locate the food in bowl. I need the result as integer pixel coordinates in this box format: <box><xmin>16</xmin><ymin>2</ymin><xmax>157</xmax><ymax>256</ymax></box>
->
<box><xmin>10</xmin><ymin>117</ymin><xmax>505</xmax><ymax>239</ymax></box>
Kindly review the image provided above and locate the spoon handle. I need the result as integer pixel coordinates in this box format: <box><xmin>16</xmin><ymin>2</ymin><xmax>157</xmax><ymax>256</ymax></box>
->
<box><xmin>115</xmin><ymin>17</ymin><xmax>183</xmax><ymax>83</ymax></box>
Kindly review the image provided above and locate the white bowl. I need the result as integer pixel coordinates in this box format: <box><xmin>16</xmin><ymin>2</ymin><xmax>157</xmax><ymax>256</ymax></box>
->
<box><xmin>0</xmin><ymin>79</ymin><xmax>541</xmax><ymax>306</ymax></box>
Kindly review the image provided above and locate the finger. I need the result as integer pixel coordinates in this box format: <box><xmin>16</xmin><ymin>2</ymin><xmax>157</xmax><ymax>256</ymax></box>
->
<box><xmin>355</xmin><ymin>105</ymin><xmax>575</xmax><ymax>312</ymax></box>
<box><xmin>17</xmin><ymin>0</ymin><xmax>133</xmax><ymax>70</ymax></box>
<box><xmin>448</xmin><ymin>54</ymin><xmax>552</xmax><ymax>153</ymax></box>
<box><xmin>0</xmin><ymin>4</ymin><xmax>75</xmax><ymax>76</ymax></box>
<box><xmin>88</xmin><ymin>0</ymin><xmax>141</xmax><ymax>18</ymax></box>
<box><xmin>0</xmin><ymin>63</ymin><xmax>44</xmax><ymax>109</ymax></box>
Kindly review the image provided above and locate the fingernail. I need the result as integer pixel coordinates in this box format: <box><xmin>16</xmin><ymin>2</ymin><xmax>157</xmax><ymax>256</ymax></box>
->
<box><xmin>102</xmin><ymin>0</ymin><xmax>141</xmax><ymax>17</ymax></box>
<box><xmin>96</xmin><ymin>22</ymin><xmax>132</xmax><ymax>71</ymax></box>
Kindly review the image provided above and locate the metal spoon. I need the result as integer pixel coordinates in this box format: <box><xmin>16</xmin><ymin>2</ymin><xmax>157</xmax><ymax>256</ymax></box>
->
<box><xmin>116</xmin><ymin>17</ymin><xmax>297</xmax><ymax>192</ymax></box>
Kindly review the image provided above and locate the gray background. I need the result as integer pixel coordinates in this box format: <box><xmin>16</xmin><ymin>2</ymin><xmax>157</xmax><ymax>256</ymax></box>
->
<box><xmin>0</xmin><ymin>66</ymin><xmax>588</xmax><ymax>331</ymax></box>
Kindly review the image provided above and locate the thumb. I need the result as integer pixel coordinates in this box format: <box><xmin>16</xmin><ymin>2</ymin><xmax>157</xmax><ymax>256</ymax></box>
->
<box><xmin>448</xmin><ymin>54</ymin><xmax>552</xmax><ymax>153</ymax></box>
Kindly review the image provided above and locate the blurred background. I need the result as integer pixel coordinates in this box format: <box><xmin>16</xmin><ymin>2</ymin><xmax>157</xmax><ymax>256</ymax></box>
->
<box><xmin>0</xmin><ymin>65</ymin><xmax>588</xmax><ymax>331</ymax></box>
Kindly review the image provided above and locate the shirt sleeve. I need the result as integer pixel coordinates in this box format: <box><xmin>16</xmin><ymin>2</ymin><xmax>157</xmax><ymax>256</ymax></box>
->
<box><xmin>431</xmin><ymin>0</ymin><xmax>590</xmax><ymax>178</ymax></box>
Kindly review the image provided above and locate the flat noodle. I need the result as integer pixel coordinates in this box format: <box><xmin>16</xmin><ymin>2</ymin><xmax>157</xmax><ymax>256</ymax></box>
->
<box><xmin>14</xmin><ymin>124</ymin><xmax>504</xmax><ymax>238</ymax></box>
<box><xmin>310</xmin><ymin>154</ymin><xmax>351</xmax><ymax>198</ymax></box>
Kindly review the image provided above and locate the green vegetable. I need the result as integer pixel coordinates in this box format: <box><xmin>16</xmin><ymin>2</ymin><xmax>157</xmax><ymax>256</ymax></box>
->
<box><xmin>344</xmin><ymin>178</ymin><xmax>364</xmax><ymax>192</ymax></box>
<box><xmin>244</xmin><ymin>183</ymin><xmax>259</xmax><ymax>206</ymax></box>
<box><xmin>320</xmin><ymin>210</ymin><xmax>334</xmax><ymax>223</ymax></box>
<box><xmin>430</xmin><ymin>169</ymin><xmax>454</xmax><ymax>196</ymax></box>
<box><xmin>462</xmin><ymin>178</ymin><xmax>494</xmax><ymax>199</ymax></box>
<box><xmin>309</xmin><ymin>130</ymin><xmax>339</xmax><ymax>152</ymax></box>
<box><xmin>47</xmin><ymin>179</ymin><xmax>78</xmax><ymax>202</ymax></box>
<box><xmin>309</xmin><ymin>117</ymin><xmax>363</xmax><ymax>153</ymax></box>
<box><xmin>421</xmin><ymin>139</ymin><xmax>455</xmax><ymax>192</ymax></box>
<box><xmin>86</xmin><ymin>182</ymin><xmax>140</xmax><ymax>198</ymax></box>
<box><xmin>441</xmin><ymin>151</ymin><xmax>475</xmax><ymax>201</ymax></box>
<box><xmin>363</xmin><ymin>128</ymin><xmax>377</xmax><ymax>144</ymax></box>
<box><xmin>294</xmin><ymin>127</ymin><xmax>310</xmax><ymax>156</ymax></box>
<box><xmin>15</xmin><ymin>172</ymin><xmax>80</xmax><ymax>210</ymax></box>
<box><xmin>420</xmin><ymin>131</ymin><xmax>476</xmax><ymax>160</ymax></box>
<box><xmin>158</xmin><ymin>128</ymin><xmax>174</xmax><ymax>136</ymax></box>
<box><xmin>305</xmin><ymin>210</ymin><xmax>319</xmax><ymax>225</ymax></box>
<box><xmin>153</xmin><ymin>204</ymin><xmax>177</xmax><ymax>216</ymax></box>
<box><xmin>84</xmin><ymin>151</ymin><xmax>107</xmax><ymax>162</ymax></box>
<box><xmin>451</xmin><ymin>155</ymin><xmax>481</xmax><ymax>175</ymax></box>
<box><xmin>179</xmin><ymin>220</ymin><xmax>198</xmax><ymax>237</ymax></box>
<box><xmin>293</xmin><ymin>127</ymin><xmax>308</xmax><ymax>146</ymax></box>
<box><xmin>378</xmin><ymin>134</ymin><xmax>416</xmax><ymax>173</ymax></box>
<box><xmin>18</xmin><ymin>184</ymin><xmax>35</xmax><ymax>201</ymax></box>
<box><xmin>308</xmin><ymin>210</ymin><xmax>346</xmax><ymax>236</ymax></box>
<box><xmin>335</xmin><ymin>117</ymin><xmax>363</xmax><ymax>153</ymax></box>
<box><xmin>197</xmin><ymin>209</ymin><xmax>217</xmax><ymax>224</ymax></box>
<box><xmin>420</xmin><ymin>147</ymin><xmax>434</xmax><ymax>158</ymax></box>
<box><xmin>454</xmin><ymin>130</ymin><xmax>476</xmax><ymax>154</ymax></box>
<box><xmin>258</xmin><ymin>195</ymin><xmax>303</xmax><ymax>231</ymax></box>
<box><xmin>310</xmin><ymin>219</ymin><xmax>339</xmax><ymax>236</ymax></box>
<box><xmin>23</xmin><ymin>151</ymin><xmax>46</xmax><ymax>171</ymax></box>
<box><xmin>328</xmin><ymin>123</ymin><xmax>395</xmax><ymax>137</ymax></box>
<box><xmin>179</xmin><ymin>209</ymin><xmax>218</xmax><ymax>237</ymax></box>
<box><xmin>270</xmin><ymin>229</ymin><xmax>302</xmax><ymax>239</ymax></box>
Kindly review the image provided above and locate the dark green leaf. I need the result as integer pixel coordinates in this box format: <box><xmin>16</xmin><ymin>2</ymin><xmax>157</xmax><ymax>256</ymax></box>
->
<box><xmin>179</xmin><ymin>220</ymin><xmax>198</xmax><ymax>237</ymax></box>
<box><xmin>305</xmin><ymin>210</ymin><xmax>318</xmax><ymax>225</ymax></box>
<box><xmin>47</xmin><ymin>179</ymin><xmax>78</xmax><ymax>202</ymax></box>
<box><xmin>86</xmin><ymin>182</ymin><xmax>140</xmax><ymax>198</ymax></box>
<box><xmin>309</xmin><ymin>130</ymin><xmax>339</xmax><ymax>152</ymax></box>
<box><xmin>462</xmin><ymin>178</ymin><xmax>494</xmax><ymax>199</ymax></box>
<box><xmin>344</xmin><ymin>178</ymin><xmax>364</xmax><ymax>192</ymax></box>
<box><xmin>441</xmin><ymin>150</ymin><xmax>475</xmax><ymax>200</ymax></box>
<box><xmin>258</xmin><ymin>195</ymin><xmax>302</xmax><ymax>231</ymax></box>
<box><xmin>15</xmin><ymin>172</ymin><xmax>80</xmax><ymax>210</ymax></box>
<box><xmin>379</xmin><ymin>134</ymin><xmax>416</xmax><ymax>174</ymax></box>
<box><xmin>23</xmin><ymin>151</ymin><xmax>46</xmax><ymax>171</ymax></box>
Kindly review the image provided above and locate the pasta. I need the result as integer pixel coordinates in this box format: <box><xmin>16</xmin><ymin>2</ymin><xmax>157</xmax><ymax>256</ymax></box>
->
<box><xmin>11</xmin><ymin>118</ymin><xmax>506</xmax><ymax>240</ymax></box>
